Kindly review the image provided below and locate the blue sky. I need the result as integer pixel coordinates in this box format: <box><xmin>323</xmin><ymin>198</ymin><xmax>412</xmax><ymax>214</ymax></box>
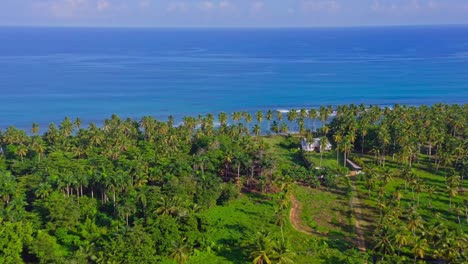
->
<box><xmin>2</xmin><ymin>0</ymin><xmax>468</xmax><ymax>27</ymax></box>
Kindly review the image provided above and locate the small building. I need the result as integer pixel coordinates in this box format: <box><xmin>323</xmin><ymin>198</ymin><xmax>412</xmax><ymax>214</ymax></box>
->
<box><xmin>301</xmin><ymin>138</ymin><xmax>332</xmax><ymax>152</ymax></box>
<box><xmin>346</xmin><ymin>159</ymin><xmax>362</xmax><ymax>174</ymax></box>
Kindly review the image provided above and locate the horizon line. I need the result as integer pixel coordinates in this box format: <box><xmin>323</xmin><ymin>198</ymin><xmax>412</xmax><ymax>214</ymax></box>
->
<box><xmin>1</xmin><ymin>23</ymin><xmax>468</xmax><ymax>30</ymax></box>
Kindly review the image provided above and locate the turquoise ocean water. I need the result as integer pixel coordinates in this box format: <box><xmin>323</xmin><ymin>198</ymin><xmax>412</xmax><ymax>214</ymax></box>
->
<box><xmin>0</xmin><ymin>26</ymin><xmax>467</xmax><ymax>130</ymax></box>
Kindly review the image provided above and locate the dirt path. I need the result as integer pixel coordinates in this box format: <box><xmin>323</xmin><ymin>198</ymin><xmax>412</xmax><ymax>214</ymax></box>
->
<box><xmin>289</xmin><ymin>190</ymin><xmax>367</xmax><ymax>252</ymax></box>
<box><xmin>350</xmin><ymin>177</ymin><xmax>367</xmax><ymax>252</ymax></box>
<box><xmin>289</xmin><ymin>195</ymin><xmax>315</xmax><ymax>235</ymax></box>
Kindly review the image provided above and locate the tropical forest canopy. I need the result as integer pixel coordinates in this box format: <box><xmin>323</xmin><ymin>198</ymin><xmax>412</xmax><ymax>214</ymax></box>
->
<box><xmin>0</xmin><ymin>103</ymin><xmax>466</xmax><ymax>263</ymax></box>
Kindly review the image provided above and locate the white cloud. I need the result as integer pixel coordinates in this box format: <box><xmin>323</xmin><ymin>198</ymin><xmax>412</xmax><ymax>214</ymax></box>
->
<box><xmin>49</xmin><ymin>0</ymin><xmax>89</xmax><ymax>17</ymax></box>
<box><xmin>197</xmin><ymin>1</ymin><xmax>235</xmax><ymax>13</ymax></box>
<box><xmin>250</xmin><ymin>1</ymin><xmax>265</xmax><ymax>13</ymax></box>
<box><xmin>371</xmin><ymin>0</ymin><xmax>441</xmax><ymax>13</ymax></box>
<box><xmin>199</xmin><ymin>1</ymin><xmax>215</xmax><ymax>12</ymax></box>
<box><xmin>300</xmin><ymin>0</ymin><xmax>341</xmax><ymax>13</ymax></box>
<box><xmin>139</xmin><ymin>0</ymin><xmax>151</xmax><ymax>8</ymax></box>
<box><xmin>97</xmin><ymin>0</ymin><xmax>110</xmax><ymax>11</ymax></box>
<box><xmin>219</xmin><ymin>1</ymin><xmax>231</xmax><ymax>9</ymax></box>
<box><xmin>166</xmin><ymin>2</ymin><xmax>189</xmax><ymax>13</ymax></box>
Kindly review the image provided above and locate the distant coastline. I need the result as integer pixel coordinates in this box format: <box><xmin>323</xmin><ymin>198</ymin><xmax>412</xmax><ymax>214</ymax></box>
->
<box><xmin>1</xmin><ymin>26</ymin><xmax>467</xmax><ymax>129</ymax></box>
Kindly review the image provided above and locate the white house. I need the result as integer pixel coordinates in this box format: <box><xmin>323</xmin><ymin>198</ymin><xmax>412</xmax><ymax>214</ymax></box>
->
<box><xmin>301</xmin><ymin>138</ymin><xmax>332</xmax><ymax>152</ymax></box>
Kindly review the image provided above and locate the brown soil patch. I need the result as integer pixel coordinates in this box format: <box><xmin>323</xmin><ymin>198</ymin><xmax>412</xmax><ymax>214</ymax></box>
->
<box><xmin>289</xmin><ymin>195</ymin><xmax>315</xmax><ymax>235</ymax></box>
<box><xmin>350</xmin><ymin>177</ymin><xmax>367</xmax><ymax>252</ymax></box>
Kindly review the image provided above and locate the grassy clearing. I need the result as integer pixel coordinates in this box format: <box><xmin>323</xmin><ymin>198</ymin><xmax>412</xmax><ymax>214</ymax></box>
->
<box><xmin>294</xmin><ymin>184</ymin><xmax>355</xmax><ymax>241</ymax></box>
<box><xmin>303</xmin><ymin>150</ymin><xmax>340</xmax><ymax>169</ymax></box>
<box><xmin>262</xmin><ymin>135</ymin><xmax>304</xmax><ymax>168</ymax></box>
<box><xmin>197</xmin><ymin>191</ymin><xmax>363</xmax><ymax>264</ymax></box>
<box><xmin>198</xmin><ymin>193</ymin><xmax>278</xmax><ymax>263</ymax></box>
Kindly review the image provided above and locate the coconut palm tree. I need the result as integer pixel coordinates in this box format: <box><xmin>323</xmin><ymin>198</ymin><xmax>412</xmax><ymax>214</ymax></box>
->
<box><xmin>373</xmin><ymin>225</ymin><xmax>395</xmax><ymax>259</ymax></box>
<box><xmin>412</xmin><ymin>238</ymin><xmax>429</xmax><ymax>261</ymax></box>
<box><xmin>170</xmin><ymin>238</ymin><xmax>191</xmax><ymax>264</ymax></box>
<box><xmin>446</xmin><ymin>183</ymin><xmax>458</xmax><ymax>209</ymax></box>
<box><xmin>308</xmin><ymin>108</ymin><xmax>318</xmax><ymax>131</ymax></box>
<box><xmin>256</xmin><ymin>110</ymin><xmax>263</xmax><ymax>124</ymax></box>
<box><xmin>218</xmin><ymin>112</ymin><xmax>228</xmax><ymax>127</ymax></box>
<box><xmin>319</xmin><ymin>136</ymin><xmax>329</xmax><ymax>167</ymax></box>
<box><xmin>280</xmin><ymin>123</ymin><xmax>288</xmax><ymax>134</ymax></box>
<box><xmin>232</xmin><ymin>112</ymin><xmax>242</xmax><ymax>123</ymax></box>
<box><xmin>272</xmin><ymin>239</ymin><xmax>295</xmax><ymax>264</ymax></box>
<box><xmin>253</xmin><ymin>124</ymin><xmax>261</xmax><ymax>138</ymax></box>
<box><xmin>31</xmin><ymin>123</ymin><xmax>39</xmax><ymax>135</ymax></box>
<box><xmin>276</xmin><ymin>111</ymin><xmax>283</xmax><ymax>122</ymax></box>
<box><xmin>274</xmin><ymin>208</ymin><xmax>287</xmax><ymax>243</ymax></box>
<box><xmin>59</xmin><ymin>117</ymin><xmax>74</xmax><ymax>138</ymax></box>
<box><xmin>15</xmin><ymin>144</ymin><xmax>28</xmax><ymax>162</ymax></box>
<box><xmin>30</xmin><ymin>136</ymin><xmax>46</xmax><ymax>161</ymax></box>
<box><xmin>246</xmin><ymin>231</ymin><xmax>274</xmax><ymax>264</ymax></box>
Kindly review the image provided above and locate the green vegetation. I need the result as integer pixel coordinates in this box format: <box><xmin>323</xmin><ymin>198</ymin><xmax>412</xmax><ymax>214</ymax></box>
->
<box><xmin>0</xmin><ymin>104</ymin><xmax>466</xmax><ymax>263</ymax></box>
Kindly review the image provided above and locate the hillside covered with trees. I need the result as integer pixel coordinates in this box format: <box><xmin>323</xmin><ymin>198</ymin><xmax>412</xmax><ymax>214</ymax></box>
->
<box><xmin>0</xmin><ymin>103</ymin><xmax>466</xmax><ymax>263</ymax></box>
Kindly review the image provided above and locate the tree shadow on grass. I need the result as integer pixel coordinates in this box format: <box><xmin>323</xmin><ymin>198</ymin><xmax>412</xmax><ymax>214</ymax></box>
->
<box><xmin>216</xmin><ymin>238</ymin><xmax>247</xmax><ymax>263</ymax></box>
<box><xmin>327</xmin><ymin>237</ymin><xmax>355</xmax><ymax>251</ymax></box>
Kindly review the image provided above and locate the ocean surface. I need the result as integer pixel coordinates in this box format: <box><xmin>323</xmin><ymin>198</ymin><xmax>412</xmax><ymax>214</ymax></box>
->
<box><xmin>1</xmin><ymin>26</ymin><xmax>467</xmax><ymax>130</ymax></box>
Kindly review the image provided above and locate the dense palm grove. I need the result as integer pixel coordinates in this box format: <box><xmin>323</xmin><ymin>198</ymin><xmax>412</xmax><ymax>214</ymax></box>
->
<box><xmin>328</xmin><ymin>104</ymin><xmax>467</xmax><ymax>263</ymax></box>
<box><xmin>0</xmin><ymin>103</ymin><xmax>466</xmax><ymax>263</ymax></box>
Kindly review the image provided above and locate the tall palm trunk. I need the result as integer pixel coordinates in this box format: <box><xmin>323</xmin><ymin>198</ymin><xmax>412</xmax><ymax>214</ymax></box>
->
<box><xmin>237</xmin><ymin>165</ymin><xmax>241</xmax><ymax>186</ymax></box>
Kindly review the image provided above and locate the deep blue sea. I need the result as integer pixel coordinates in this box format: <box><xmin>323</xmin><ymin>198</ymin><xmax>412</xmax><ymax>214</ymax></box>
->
<box><xmin>1</xmin><ymin>26</ymin><xmax>467</xmax><ymax>130</ymax></box>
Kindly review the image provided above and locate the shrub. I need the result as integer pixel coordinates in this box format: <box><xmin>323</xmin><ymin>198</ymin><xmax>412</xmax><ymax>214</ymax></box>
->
<box><xmin>217</xmin><ymin>183</ymin><xmax>239</xmax><ymax>205</ymax></box>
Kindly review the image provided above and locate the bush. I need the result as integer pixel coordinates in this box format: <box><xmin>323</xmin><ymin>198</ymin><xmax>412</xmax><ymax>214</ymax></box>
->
<box><xmin>217</xmin><ymin>183</ymin><xmax>239</xmax><ymax>205</ymax></box>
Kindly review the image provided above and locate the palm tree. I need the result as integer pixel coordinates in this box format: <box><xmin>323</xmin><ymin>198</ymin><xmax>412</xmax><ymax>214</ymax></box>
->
<box><xmin>276</xmin><ymin>111</ymin><xmax>283</xmax><ymax>121</ymax></box>
<box><xmin>373</xmin><ymin>225</ymin><xmax>395</xmax><ymax>259</ymax></box>
<box><xmin>319</xmin><ymin>105</ymin><xmax>332</xmax><ymax>124</ymax></box>
<box><xmin>280</xmin><ymin>123</ymin><xmax>288</xmax><ymax>134</ymax></box>
<box><xmin>74</xmin><ymin>118</ymin><xmax>82</xmax><ymax>130</ymax></box>
<box><xmin>118</xmin><ymin>199</ymin><xmax>136</xmax><ymax>226</ymax></box>
<box><xmin>155</xmin><ymin>196</ymin><xmax>180</xmax><ymax>217</ymax></box>
<box><xmin>446</xmin><ymin>184</ymin><xmax>458</xmax><ymax>209</ymax></box>
<box><xmin>394</xmin><ymin>230</ymin><xmax>410</xmax><ymax>257</ymax></box>
<box><xmin>30</xmin><ymin>137</ymin><xmax>46</xmax><ymax>161</ymax></box>
<box><xmin>261</xmin><ymin>110</ymin><xmax>271</xmax><ymax>131</ymax></box>
<box><xmin>170</xmin><ymin>238</ymin><xmax>190</xmax><ymax>264</ymax></box>
<box><xmin>377</xmin><ymin>124</ymin><xmax>391</xmax><ymax>167</ymax></box>
<box><xmin>271</xmin><ymin>121</ymin><xmax>279</xmax><ymax>134</ymax></box>
<box><xmin>218</xmin><ymin>112</ymin><xmax>228</xmax><ymax>127</ymax></box>
<box><xmin>246</xmin><ymin>231</ymin><xmax>274</xmax><ymax>264</ymax></box>
<box><xmin>413</xmin><ymin>179</ymin><xmax>425</xmax><ymax>206</ymax></box>
<box><xmin>407</xmin><ymin>213</ymin><xmax>423</xmax><ymax>238</ymax></box>
<box><xmin>308</xmin><ymin>108</ymin><xmax>318</xmax><ymax>131</ymax></box>
<box><xmin>256</xmin><ymin>110</ymin><xmax>263</xmax><ymax>124</ymax></box>
<box><xmin>31</xmin><ymin>123</ymin><xmax>39</xmax><ymax>135</ymax></box>
<box><xmin>274</xmin><ymin>208</ymin><xmax>287</xmax><ymax>243</ymax></box>
<box><xmin>412</xmin><ymin>238</ymin><xmax>429</xmax><ymax>261</ymax></box>
<box><xmin>253</xmin><ymin>124</ymin><xmax>261</xmax><ymax>138</ymax></box>
<box><xmin>333</xmin><ymin>133</ymin><xmax>342</xmax><ymax>164</ymax></box>
<box><xmin>319</xmin><ymin>136</ymin><xmax>329</xmax><ymax>167</ymax></box>
<box><xmin>15</xmin><ymin>144</ymin><xmax>28</xmax><ymax>162</ymax></box>
<box><xmin>341</xmin><ymin>136</ymin><xmax>353</xmax><ymax>167</ymax></box>
<box><xmin>243</xmin><ymin>112</ymin><xmax>253</xmax><ymax>125</ymax></box>
<box><xmin>232</xmin><ymin>112</ymin><xmax>242</xmax><ymax>123</ymax></box>
<box><xmin>454</xmin><ymin>203</ymin><xmax>464</xmax><ymax>226</ymax></box>
<box><xmin>272</xmin><ymin>239</ymin><xmax>295</xmax><ymax>264</ymax></box>
<box><xmin>35</xmin><ymin>182</ymin><xmax>52</xmax><ymax>199</ymax></box>
<box><xmin>59</xmin><ymin>116</ymin><xmax>74</xmax><ymax>137</ymax></box>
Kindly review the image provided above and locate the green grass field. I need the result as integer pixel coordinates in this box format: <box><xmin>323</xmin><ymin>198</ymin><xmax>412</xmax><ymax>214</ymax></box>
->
<box><xmin>293</xmin><ymin>185</ymin><xmax>355</xmax><ymax>240</ymax></box>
